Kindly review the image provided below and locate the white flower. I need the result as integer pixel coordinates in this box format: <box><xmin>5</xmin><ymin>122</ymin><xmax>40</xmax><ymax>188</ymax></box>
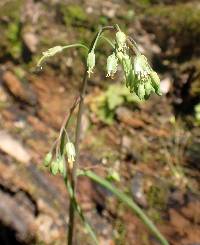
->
<box><xmin>87</xmin><ymin>51</ymin><xmax>95</xmax><ymax>77</ymax></box>
<box><xmin>66</xmin><ymin>142</ymin><xmax>76</xmax><ymax>168</ymax></box>
<box><xmin>134</xmin><ymin>55</ymin><xmax>151</xmax><ymax>81</ymax></box>
<box><xmin>106</xmin><ymin>53</ymin><xmax>118</xmax><ymax>78</ymax></box>
<box><xmin>115</xmin><ymin>31</ymin><xmax>127</xmax><ymax>51</ymax></box>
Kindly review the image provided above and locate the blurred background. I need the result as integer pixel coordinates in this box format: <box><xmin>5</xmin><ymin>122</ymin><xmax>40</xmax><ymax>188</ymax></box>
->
<box><xmin>0</xmin><ymin>0</ymin><xmax>199</xmax><ymax>244</ymax></box>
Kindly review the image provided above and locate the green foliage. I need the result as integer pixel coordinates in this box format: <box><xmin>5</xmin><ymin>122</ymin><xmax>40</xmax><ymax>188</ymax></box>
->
<box><xmin>60</xmin><ymin>4</ymin><xmax>87</xmax><ymax>26</ymax></box>
<box><xmin>89</xmin><ymin>84</ymin><xmax>140</xmax><ymax>124</ymax></box>
<box><xmin>78</xmin><ymin>170</ymin><xmax>169</xmax><ymax>245</ymax></box>
<box><xmin>0</xmin><ymin>0</ymin><xmax>22</xmax><ymax>59</ymax></box>
<box><xmin>6</xmin><ymin>22</ymin><xmax>22</xmax><ymax>59</ymax></box>
<box><xmin>145</xmin><ymin>4</ymin><xmax>200</xmax><ymax>44</ymax></box>
<box><xmin>137</xmin><ymin>0</ymin><xmax>153</xmax><ymax>5</ymax></box>
<box><xmin>147</xmin><ymin>185</ymin><xmax>167</xmax><ymax>210</ymax></box>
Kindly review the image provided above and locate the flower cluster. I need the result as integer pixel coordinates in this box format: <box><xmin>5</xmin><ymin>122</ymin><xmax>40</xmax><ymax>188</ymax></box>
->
<box><xmin>86</xmin><ymin>28</ymin><xmax>162</xmax><ymax>101</ymax></box>
<box><xmin>108</xmin><ymin>30</ymin><xmax>161</xmax><ymax>100</ymax></box>
<box><xmin>43</xmin><ymin>140</ymin><xmax>76</xmax><ymax>175</ymax></box>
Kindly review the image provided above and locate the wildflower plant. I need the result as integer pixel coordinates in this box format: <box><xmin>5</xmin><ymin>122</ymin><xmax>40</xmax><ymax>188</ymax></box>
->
<box><xmin>38</xmin><ymin>25</ymin><xmax>168</xmax><ymax>245</ymax></box>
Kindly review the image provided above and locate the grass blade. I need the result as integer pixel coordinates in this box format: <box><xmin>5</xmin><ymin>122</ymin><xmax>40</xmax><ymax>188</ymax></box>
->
<box><xmin>78</xmin><ymin>170</ymin><xmax>169</xmax><ymax>245</ymax></box>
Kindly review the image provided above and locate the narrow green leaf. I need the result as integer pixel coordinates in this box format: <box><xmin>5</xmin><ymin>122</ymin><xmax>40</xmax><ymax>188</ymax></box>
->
<box><xmin>78</xmin><ymin>170</ymin><xmax>169</xmax><ymax>245</ymax></box>
<box><xmin>64</xmin><ymin>178</ymin><xmax>98</xmax><ymax>244</ymax></box>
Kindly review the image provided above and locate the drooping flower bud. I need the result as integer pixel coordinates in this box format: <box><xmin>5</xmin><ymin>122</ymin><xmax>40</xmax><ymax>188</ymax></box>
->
<box><xmin>58</xmin><ymin>156</ymin><xmax>65</xmax><ymax>175</ymax></box>
<box><xmin>37</xmin><ymin>46</ymin><xmax>63</xmax><ymax>67</ymax></box>
<box><xmin>116</xmin><ymin>51</ymin><xmax>124</xmax><ymax>62</ymax></box>
<box><xmin>66</xmin><ymin>142</ymin><xmax>76</xmax><ymax>169</ymax></box>
<box><xmin>87</xmin><ymin>51</ymin><xmax>95</xmax><ymax>77</ymax></box>
<box><xmin>50</xmin><ymin>160</ymin><xmax>59</xmax><ymax>175</ymax></box>
<box><xmin>121</xmin><ymin>55</ymin><xmax>135</xmax><ymax>89</ymax></box>
<box><xmin>144</xmin><ymin>79</ymin><xmax>155</xmax><ymax>99</ymax></box>
<box><xmin>134</xmin><ymin>55</ymin><xmax>151</xmax><ymax>81</ymax></box>
<box><xmin>137</xmin><ymin>83</ymin><xmax>145</xmax><ymax>100</ymax></box>
<box><xmin>150</xmin><ymin>71</ymin><xmax>162</xmax><ymax>96</ymax></box>
<box><xmin>122</xmin><ymin>54</ymin><xmax>132</xmax><ymax>77</ymax></box>
<box><xmin>43</xmin><ymin>152</ymin><xmax>52</xmax><ymax>167</ymax></box>
<box><xmin>115</xmin><ymin>31</ymin><xmax>127</xmax><ymax>51</ymax></box>
<box><xmin>43</xmin><ymin>46</ymin><xmax>63</xmax><ymax>57</ymax></box>
<box><xmin>106</xmin><ymin>53</ymin><xmax>118</xmax><ymax>78</ymax></box>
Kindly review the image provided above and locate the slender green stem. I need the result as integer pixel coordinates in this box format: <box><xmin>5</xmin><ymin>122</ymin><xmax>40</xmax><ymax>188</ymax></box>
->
<box><xmin>78</xmin><ymin>170</ymin><xmax>169</xmax><ymax>245</ymax></box>
<box><xmin>127</xmin><ymin>36</ymin><xmax>141</xmax><ymax>56</ymax></box>
<box><xmin>67</xmin><ymin>70</ymin><xmax>88</xmax><ymax>245</ymax></box>
<box><xmin>100</xmin><ymin>36</ymin><xmax>115</xmax><ymax>49</ymax></box>
<box><xmin>67</xmin><ymin>26</ymin><xmax>115</xmax><ymax>245</ymax></box>
<box><xmin>62</xmin><ymin>43</ymin><xmax>89</xmax><ymax>51</ymax></box>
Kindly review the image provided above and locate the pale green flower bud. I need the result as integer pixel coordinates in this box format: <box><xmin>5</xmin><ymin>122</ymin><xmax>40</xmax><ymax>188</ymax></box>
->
<box><xmin>43</xmin><ymin>152</ymin><xmax>52</xmax><ymax>167</ymax></box>
<box><xmin>134</xmin><ymin>55</ymin><xmax>151</xmax><ymax>81</ymax></box>
<box><xmin>66</xmin><ymin>142</ymin><xmax>76</xmax><ymax>168</ymax></box>
<box><xmin>150</xmin><ymin>71</ymin><xmax>162</xmax><ymax>96</ymax></box>
<box><xmin>122</xmin><ymin>54</ymin><xmax>132</xmax><ymax>77</ymax></box>
<box><xmin>87</xmin><ymin>51</ymin><xmax>95</xmax><ymax>77</ymax></box>
<box><xmin>43</xmin><ymin>46</ymin><xmax>63</xmax><ymax>57</ymax></box>
<box><xmin>37</xmin><ymin>46</ymin><xmax>63</xmax><ymax>67</ymax></box>
<box><xmin>121</xmin><ymin>55</ymin><xmax>135</xmax><ymax>89</ymax></box>
<box><xmin>106</xmin><ymin>53</ymin><xmax>118</xmax><ymax>78</ymax></box>
<box><xmin>116</xmin><ymin>51</ymin><xmax>124</xmax><ymax>62</ymax></box>
<box><xmin>58</xmin><ymin>157</ymin><xmax>65</xmax><ymax>175</ymax></box>
<box><xmin>116</xmin><ymin>31</ymin><xmax>127</xmax><ymax>51</ymax></box>
<box><xmin>50</xmin><ymin>160</ymin><xmax>59</xmax><ymax>175</ymax></box>
<box><xmin>144</xmin><ymin>79</ymin><xmax>155</xmax><ymax>99</ymax></box>
<box><xmin>128</xmin><ymin>71</ymin><xmax>138</xmax><ymax>93</ymax></box>
<box><xmin>138</xmin><ymin>83</ymin><xmax>145</xmax><ymax>100</ymax></box>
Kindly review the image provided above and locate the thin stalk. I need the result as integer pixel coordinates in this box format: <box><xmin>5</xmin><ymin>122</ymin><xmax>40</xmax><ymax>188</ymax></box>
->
<box><xmin>67</xmin><ymin>70</ymin><xmax>88</xmax><ymax>245</ymax></box>
<box><xmin>127</xmin><ymin>36</ymin><xmax>141</xmax><ymax>56</ymax></box>
<box><xmin>67</xmin><ymin>26</ymin><xmax>115</xmax><ymax>245</ymax></box>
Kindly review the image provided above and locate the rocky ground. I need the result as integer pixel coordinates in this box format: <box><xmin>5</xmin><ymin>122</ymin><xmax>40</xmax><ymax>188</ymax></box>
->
<box><xmin>0</xmin><ymin>0</ymin><xmax>199</xmax><ymax>244</ymax></box>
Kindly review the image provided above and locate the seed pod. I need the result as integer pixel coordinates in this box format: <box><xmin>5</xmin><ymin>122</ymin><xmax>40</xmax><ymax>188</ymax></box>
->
<box><xmin>116</xmin><ymin>31</ymin><xmax>127</xmax><ymax>51</ymax></box>
<box><xmin>50</xmin><ymin>160</ymin><xmax>59</xmax><ymax>175</ymax></box>
<box><xmin>43</xmin><ymin>152</ymin><xmax>52</xmax><ymax>167</ymax></box>
<box><xmin>87</xmin><ymin>51</ymin><xmax>95</xmax><ymax>77</ymax></box>
<box><xmin>106</xmin><ymin>53</ymin><xmax>118</xmax><ymax>78</ymax></box>
<box><xmin>150</xmin><ymin>71</ymin><xmax>162</xmax><ymax>96</ymax></box>
<box><xmin>137</xmin><ymin>83</ymin><xmax>145</xmax><ymax>100</ymax></box>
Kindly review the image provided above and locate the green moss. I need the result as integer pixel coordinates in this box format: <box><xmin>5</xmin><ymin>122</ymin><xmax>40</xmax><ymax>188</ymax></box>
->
<box><xmin>0</xmin><ymin>0</ymin><xmax>23</xmax><ymax>59</ymax></box>
<box><xmin>137</xmin><ymin>0</ymin><xmax>153</xmax><ymax>5</ymax></box>
<box><xmin>0</xmin><ymin>0</ymin><xmax>23</xmax><ymax>19</ymax></box>
<box><xmin>145</xmin><ymin>4</ymin><xmax>200</xmax><ymax>41</ymax></box>
<box><xmin>60</xmin><ymin>4</ymin><xmax>87</xmax><ymax>26</ymax></box>
<box><xmin>5</xmin><ymin>22</ymin><xmax>22</xmax><ymax>59</ymax></box>
<box><xmin>147</xmin><ymin>185</ymin><xmax>167</xmax><ymax>210</ymax></box>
